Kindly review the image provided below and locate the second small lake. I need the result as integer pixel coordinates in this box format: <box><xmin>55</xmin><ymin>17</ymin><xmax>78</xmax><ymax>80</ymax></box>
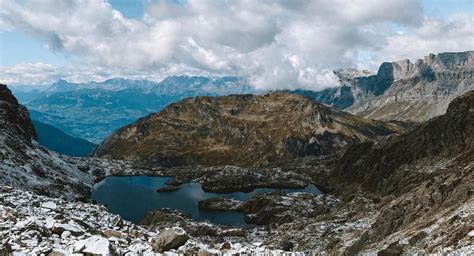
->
<box><xmin>92</xmin><ymin>175</ymin><xmax>322</xmax><ymax>227</ymax></box>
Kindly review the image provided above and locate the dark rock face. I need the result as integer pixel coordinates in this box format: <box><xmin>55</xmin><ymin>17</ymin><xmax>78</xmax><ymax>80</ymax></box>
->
<box><xmin>326</xmin><ymin>90</ymin><xmax>474</xmax><ymax>253</ymax></box>
<box><xmin>94</xmin><ymin>92</ymin><xmax>406</xmax><ymax>167</ymax></box>
<box><xmin>0</xmin><ymin>84</ymin><xmax>96</xmax><ymax>200</ymax></box>
<box><xmin>335</xmin><ymin>90</ymin><xmax>473</xmax><ymax>194</ymax></box>
<box><xmin>0</xmin><ymin>84</ymin><xmax>37</xmax><ymax>142</ymax></box>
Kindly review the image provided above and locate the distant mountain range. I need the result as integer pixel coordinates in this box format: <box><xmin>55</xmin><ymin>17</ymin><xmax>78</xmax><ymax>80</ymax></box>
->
<box><xmin>10</xmin><ymin>51</ymin><xmax>473</xmax><ymax>144</ymax></box>
<box><xmin>13</xmin><ymin>76</ymin><xmax>255</xmax><ymax>143</ymax></box>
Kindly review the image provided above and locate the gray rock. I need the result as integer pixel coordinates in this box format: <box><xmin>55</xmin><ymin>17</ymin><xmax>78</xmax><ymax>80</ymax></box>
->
<box><xmin>152</xmin><ymin>228</ymin><xmax>189</xmax><ymax>252</ymax></box>
<box><xmin>72</xmin><ymin>235</ymin><xmax>115</xmax><ymax>255</ymax></box>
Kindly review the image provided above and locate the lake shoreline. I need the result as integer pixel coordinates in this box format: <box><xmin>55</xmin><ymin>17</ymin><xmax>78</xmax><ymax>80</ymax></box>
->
<box><xmin>92</xmin><ymin>175</ymin><xmax>322</xmax><ymax>227</ymax></box>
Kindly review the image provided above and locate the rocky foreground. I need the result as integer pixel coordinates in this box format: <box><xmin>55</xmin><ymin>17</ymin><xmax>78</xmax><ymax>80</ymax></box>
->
<box><xmin>0</xmin><ymin>186</ymin><xmax>272</xmax><ymax>255</ymax></box>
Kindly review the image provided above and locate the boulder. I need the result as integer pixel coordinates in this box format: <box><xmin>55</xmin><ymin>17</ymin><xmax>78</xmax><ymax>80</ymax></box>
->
<box><xmin>221</xmin><ymin>242</ymin><xmax>232</xmax><ymax>250</ymax></box>
<box><xmin>41</xmin><ymin>202</ymin><xmax>57</xmax><ymax>210</ymax></box>
<box><xmin>102</xmin><ymin>229</ymin><xmax>127</xmax><ymax>240</ymax></box>
<box><xmin>72</xmin><ymin>235</ymin><xmax>115</xmax><ymax>255</ymax></box>
<box><xmin>408</xmin><ymin>231</ymin><xmax>428</xmax><ymax>245</ymax></box>
<box><xmin>152</xmin><ymin>228</ymin><xmax>189</xmax><ymax>252</ymax></box>
<box><xmin>51</xmin><ymin>223</ymin><xmax>84</xmax><ymax>236</ymax></box>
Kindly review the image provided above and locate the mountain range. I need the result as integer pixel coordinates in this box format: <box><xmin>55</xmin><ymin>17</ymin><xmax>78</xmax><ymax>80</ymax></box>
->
<box><xmin>1</xmin><ymin>47</ymin><xmax>474</xmax><ymax>255</ymax></box>
<box><xmin>11</xmin><ymin>51</ymin><xmax>472</xmax><ymax>147</ymax></box>
<box><xmin>14</xmin><ymin>76</ymin><xmax>255</xmax><ymax>143</ymax></box>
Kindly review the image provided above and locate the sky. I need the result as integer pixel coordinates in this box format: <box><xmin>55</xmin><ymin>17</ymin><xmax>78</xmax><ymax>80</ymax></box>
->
<box><xmin>0</xmin><ymin>0</ymin><xmax>473</xmax><ymax>90</ymax></box>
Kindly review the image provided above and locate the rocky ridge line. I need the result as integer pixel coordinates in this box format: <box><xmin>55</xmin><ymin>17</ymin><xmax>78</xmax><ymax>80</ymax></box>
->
<box><xmin>93</xmin><ymin>92</ymin><xmax>408</xmax><ymax>167</ymax></box>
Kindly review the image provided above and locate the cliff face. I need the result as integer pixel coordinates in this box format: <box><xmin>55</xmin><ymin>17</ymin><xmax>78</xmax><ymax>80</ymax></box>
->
<box><xmin>0</xmin><ymin>84</ymin><xmax>95</xmax><ymax>200</ymax></box>
<box><xmin>346</xmin><ymin>51</ymin><xmax>474</xmax><ymax>121</ymax></box>
<box><xmin>93</xmin><ymin>92</ymin><xmax>407</xmax><ymax>167</ymax></box>
<box><xmin>0</xmin><ymin>84</ymin><xmax>37</xmax><ymax>142</ymax></box>
<box><xmin>336</xmin><ymin>90</ymin><xmax>473</xmax><ymax>193</ymax></box>
<box><xmin>296</xmin><ymin>51</ymin><xmax>473</xmax><ymax>122</ymax></box>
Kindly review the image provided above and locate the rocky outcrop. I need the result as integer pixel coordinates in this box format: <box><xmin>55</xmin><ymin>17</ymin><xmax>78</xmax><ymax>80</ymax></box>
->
<box><xmin>0</xmin><ymin>84</ymin><xmax>36</xmax><ymax>142</ymax></box>
<box><xmin>294</xmin><ymin>51</ymin><xmax>473</xmax><ymax>122</ymax></box>
<box><xmin>198</xmin><ymin>165</ymin><xmax>310</xmax><ymax>193</ymax></box>
<box><xmin>140</xmin><ymin>208</ymin><xmax>248</xmax><ymax>240</ymax></box>
<box><xmin>335</xmin><ymin>90</ymin><xmax>473</xmax><ymax>194</ymax></box>
<box><xmin>94</xmin><ymin>92</ymin><xmax>407</xmax><ymax>167</ymax></box>
<box><xmin>198</xmin><ymin>191</ymin><xmax>338</xmax><ymax>226</ymax></box>
<box><xmin>0</xmin><ymin>84</ymin><xmax>94</xmax><ymax>200</ymax></box>
<box><xmin>156</xmin><ymin>185</ymin><xmax>180</xmax><ymax>192</ymax></box>
<box><xmin>347</xmin><ymin>51</ymin><xmax>474</xmax><ymax>121</ymax></box>
<box><xmin>140</xmin><ymin>208</ymin><xmax>192</xmax><ymax>226</ymax></box>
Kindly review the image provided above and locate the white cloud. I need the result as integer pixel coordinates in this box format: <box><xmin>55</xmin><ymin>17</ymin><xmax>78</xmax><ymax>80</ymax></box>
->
<box><xmin>0</xmin><ymin>63</ymin><xmax>59</xmax><ymax>85</ymax></box>
<box><xmin>378</xmin><ymin>13</ymin><xmax>474</xmax><ymax>63</ymax></box>
<box><xmin>0</xmin><ymin>0</ymin><xmax>472</xmax><ymax>90</ymax></box>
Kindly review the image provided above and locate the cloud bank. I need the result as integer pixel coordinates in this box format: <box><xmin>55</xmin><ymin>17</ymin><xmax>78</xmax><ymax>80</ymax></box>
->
<box><xmin>0</xmin><ymin>0</ymin><xmax>473</xmax><ymax>90</ymax></box>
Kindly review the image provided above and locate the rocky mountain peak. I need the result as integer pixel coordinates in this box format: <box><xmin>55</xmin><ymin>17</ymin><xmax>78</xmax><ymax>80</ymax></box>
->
<box><xmin>301</xmin><ymin>51</ymin><xmax>473</xmax><ymax>121</ymax></box>
<box><xmin>423</xmin><ymin>51</ymin><xmax>473</xmax><ymax>69</ymax></box>
<box><xmin>376</xmin><ymin>51</ymin><xmax>473</xmax><ymax>83</ymax></box>
<box><xmin>377</xmin><ymin>59</ymin><xmax>414</xmax><ymax>81</ymax></box>
<box><xmin>0</xmin><ymin>84</ymin><xmax>37</xmax><ymax>142</ymax></box>
<box><xmin>346</xmin><ymin>51</ymin><xmax>473</xmax><ymax>121</ymax></box>
<box><xmin>94</xmin><ymin>92</ymin><xmax>408</xmax><ymax>167</ymax></box>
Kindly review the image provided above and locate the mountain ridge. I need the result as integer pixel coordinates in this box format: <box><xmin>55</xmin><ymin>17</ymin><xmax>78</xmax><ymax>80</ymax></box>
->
<box><xmin>93</xmin><ymin>92</ymin><xmax>409</xmax><ymax>167</ymax></box>
<box><xmin>347</xmin><ymin>51</ymin><xmax>473</xmax><ymax>121</ymax></box>
<box><xmin>23</xmin><ymin>76</ymin><xmax>256</xmax><ymax>143</ymax></box>
<box><xmin>291</xmin><ymin>51</ymin><xmax>473</xmax><ymax>121</ymax></box>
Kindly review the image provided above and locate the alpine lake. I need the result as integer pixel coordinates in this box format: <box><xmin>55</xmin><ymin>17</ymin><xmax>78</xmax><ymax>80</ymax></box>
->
<box><xmin>92</xmin><ymin>175</ymin><xmax>322</xmax><ymax>227</ymax></box>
